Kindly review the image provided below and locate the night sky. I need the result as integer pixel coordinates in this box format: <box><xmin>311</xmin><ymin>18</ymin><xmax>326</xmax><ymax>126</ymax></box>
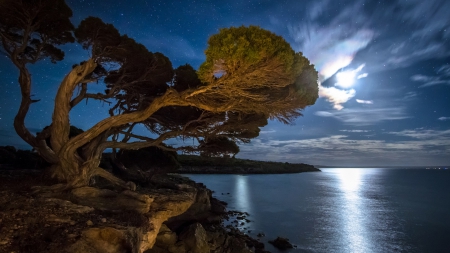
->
<box><xmin>1</xmin><ymin>0</ymin><xmax>449</xmax><ymax>166</ymax></box>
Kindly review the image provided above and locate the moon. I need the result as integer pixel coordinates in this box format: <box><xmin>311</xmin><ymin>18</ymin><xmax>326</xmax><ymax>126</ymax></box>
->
<box><xmin>336</xmin><ymin>70</ymin><xmax>356</xmax><ymax>88</ymax></box>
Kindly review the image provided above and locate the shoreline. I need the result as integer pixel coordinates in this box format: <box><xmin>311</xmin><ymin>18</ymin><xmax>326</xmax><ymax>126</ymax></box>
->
<box><xmin>177</xmin><ymin>167</ymin><xmax>321</xmax><ymax>174</ymax></box>
<box><xmin>178</xmin><ymin>155</ymin><xmax>321</xmax><ymax>174</ymax></box>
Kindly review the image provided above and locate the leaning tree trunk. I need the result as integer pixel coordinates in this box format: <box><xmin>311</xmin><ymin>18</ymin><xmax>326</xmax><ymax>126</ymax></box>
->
<box><xmin>39</xmin><ymin>59</ymin><xmax>133</xmax><ymax>190</ymax></box>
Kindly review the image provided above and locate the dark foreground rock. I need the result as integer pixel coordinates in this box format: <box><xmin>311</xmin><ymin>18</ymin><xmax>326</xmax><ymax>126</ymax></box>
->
<box><xmin>0</xmin><ymin>168</ymin><xmax>269</xmax><ymax>253</ymax></box>
<box><xmin>268</xmin><ymin>237</ymin><xmax>294</xmax><ymax>250</ymax></box>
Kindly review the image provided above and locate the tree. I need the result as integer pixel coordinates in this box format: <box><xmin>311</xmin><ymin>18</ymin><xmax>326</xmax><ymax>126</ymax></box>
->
<box><xmin>0</xmin><ymin>0</ymin><xmax>318</xmax><ymax>191</ymax></box>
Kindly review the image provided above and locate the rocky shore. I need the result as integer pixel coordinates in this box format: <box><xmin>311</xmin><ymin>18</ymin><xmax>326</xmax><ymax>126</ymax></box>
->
<box><xmin>0</xmin><ymin>167</ymin><xmax>272</xmax><ymax>253</ymax></box>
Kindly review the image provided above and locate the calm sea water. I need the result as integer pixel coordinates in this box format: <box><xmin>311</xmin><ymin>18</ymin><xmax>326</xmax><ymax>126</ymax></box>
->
<box><xmin>186</xmin><ymin>168</ymin><xmax>450</xmax><ymax>253</ymax></box>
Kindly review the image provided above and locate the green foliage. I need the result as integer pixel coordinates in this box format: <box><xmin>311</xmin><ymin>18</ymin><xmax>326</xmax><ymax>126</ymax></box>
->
<box><xmin>118</xmin><ymin>146</ymin><xmax>180</xmax><ymax>172</ymax></box>
<box><xmin>198</xmin><ymin>25</ymin><xmax>296</xmax><ymax>80</ymax></box>
<box><xmin>199</xmin><ymin>137</ymin><xmax>240</xmax><ymax>158</ymax></box>
<box><xmin>75</xmin><ymin>17</ymin><xmax>175</xmax><ymax>113</ymax></box>
<box><xmin>0</xmin><ymin>0</ymin><xmax>74</xmax><ymax>64</ymax></box>
<box><xmin>74</xmin><ymin>16</ymin><xmax>121</xmax><ymax>54</ymax></box>
<box><xmin>173</xmin><ymin>64</ymin><xmax>203</xmax><ymax>92</ymax></box>
<box><xmin>1</xmin><ymin>2</ymin><xmax>319</xmax><ymax>175</ymax></box>
<box><xmin>294</xmin><ymin>62</ymin><xmax>319</xmax><ymax>105</ymax></box>
<box><xmin>69</xmin><ymin>126</ymin><xmax>84</xmax><ymax>138</ymax></box>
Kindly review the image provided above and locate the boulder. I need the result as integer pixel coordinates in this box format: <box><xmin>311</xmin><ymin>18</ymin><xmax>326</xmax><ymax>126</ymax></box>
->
<box><xmin>67</xmin><ymin>227</ymin><xmax>131</xmax><ymax>253</ymax></box>
<box><xmin>154</xmin><ymin>224</ymin><xmax>177</xmax><ymax>247</ymax></box>
<box><xmin>179</xmin><ymin>223</ymin><xmax>210</xmax><ymax>253</ymax></box>
<box><xmin>268</xmin><ymin>236</ymin><xmax>293</xmax><ymax>250</ymax></box>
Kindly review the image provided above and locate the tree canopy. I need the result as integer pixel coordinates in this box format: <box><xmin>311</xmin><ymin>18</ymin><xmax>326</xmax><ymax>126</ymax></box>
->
<box><xmin>0</xmin><ymin>0</ymin><xmax>318</xmax><ymax>189</ymax></box>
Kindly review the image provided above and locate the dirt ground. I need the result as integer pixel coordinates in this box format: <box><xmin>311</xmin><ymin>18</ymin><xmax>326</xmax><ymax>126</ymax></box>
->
<box><xmin>0</xmin><ymin>168</ymin><xmax>147</xmax><ymax>253</ymax></box>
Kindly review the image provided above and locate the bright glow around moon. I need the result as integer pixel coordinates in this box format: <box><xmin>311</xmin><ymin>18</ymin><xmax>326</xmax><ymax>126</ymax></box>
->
<box><xmin>335</xmin><ymin>64</ymin><xmax>367</xmax><ymax>88</ymax></box>
<box><xmin>336</xmin><ymin>70</ymin><xmax>356</xmax><ymax>88</ymax></box>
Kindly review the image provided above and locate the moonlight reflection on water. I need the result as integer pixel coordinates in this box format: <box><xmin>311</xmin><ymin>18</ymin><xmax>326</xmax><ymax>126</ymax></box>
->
<box><xmin>187</xmin><ymin>168</ymin><xmax>450</xmax><ymax>253</ymax></box>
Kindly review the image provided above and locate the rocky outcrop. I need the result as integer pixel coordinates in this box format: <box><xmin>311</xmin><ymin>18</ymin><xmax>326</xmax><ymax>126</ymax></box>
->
<box><xmin>147</xmin><ymin>222</ymin><xmax>255</xmax><ymax>253</ymax></box>
<box><xmin>71</xmin><ymin>187</ymin><xmax>154</xmax><ymax>214</ymax></box>
<box><xmin>64</xmin><ymin>186</ymin><xmax>196</xmax><ymax>253</ymax></box>
<box><xmin>0</xmin><ymin>170</ymin><xmax>261</xmax><ymax>253</ymax></box>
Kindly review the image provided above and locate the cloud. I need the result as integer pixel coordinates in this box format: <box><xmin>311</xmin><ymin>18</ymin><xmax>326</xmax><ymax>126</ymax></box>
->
<box><xmin>295</xmin><ymin>27</ymin><xmax>373</xmax><ymax>81</ymax></box>
<box><xmin>438</xmin><ymin>65</ymin><xmax>450</xmax><ymax>76</ymax></box>
<box><xmin>315</xmin><ymin>107</ymin><xmax>409</xmax><ymax>125</ymax></box>
<box><xmin>411</xmin><ymin>75</ymin><xmax>430</xmax><ymax>82</ymax></box>
<box><xmin>439</xmin><ymin>117</ymin><xmax>450</xmax><ymax>121</ymax></box>
<box><xmin>318</xmin><ymin>86</ymin><xmax>355</xmax><ymax>110</ymax></box>
<box><xmin>237</xmin><ymin>130</ymin><xmax>450</xmax><ymax>166</ymax></box>
<box><xmin>387</xmin><ymin>129</ymin><xmax>450</xmax><ymax>139</ymax></box>
<box><xmin>386</xmin><ymin>43</ymin><xmax>446</xmax><ymax>67</ymax></box>
<box><xmin>337</xmin><ymin>0</ymin><xmax>450</xmax><ymax>73</ymax></box>
<box><xmin>260</xmin><ymin>129</ymin><xmax>276</xmax><ymax>134</ymax></box>
<box><xmin>288</xmin><ymin>1</ymin><xmax>374</xmax><ymax>81</ymax></box>
<box><xmin>340</xmin><ymin>130</ymin><xmax>370</xmax><ymax>133</ymax></box>
<box><xmin>357</xmin><ymin>73</ymin><xmax>368</xmax><ymax>79</ymax></box>
<box><xmin>411</xmin><ymin>71</ymin><xmax>450</xmax><ymax>88</ymax></box>
<box><xmin>356</xmin><ymin>99</ymin><xmax>373</xmax><ymax>104</ymax></box>
<box><xmin>402</xmin><ymin>91</ymin><xmax>417</xmax><ymax>101</ymax></box>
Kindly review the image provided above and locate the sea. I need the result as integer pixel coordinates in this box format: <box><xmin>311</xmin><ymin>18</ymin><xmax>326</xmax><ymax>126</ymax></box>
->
<box><xmin>185</xmin><ymin>168</ymin><xmax>450</xmax><ymax>253</ymax></box>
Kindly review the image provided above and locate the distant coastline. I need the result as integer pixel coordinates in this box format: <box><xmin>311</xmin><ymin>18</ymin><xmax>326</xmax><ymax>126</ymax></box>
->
<box><xmin>316</xmin><ymin>165</ymin><xmax>449</xmax><ymax>169</ymax></box>
<box><xmin>177</xmin><ymin>155</ymin><xmax>321</xmax><ymax>174</ymax></box>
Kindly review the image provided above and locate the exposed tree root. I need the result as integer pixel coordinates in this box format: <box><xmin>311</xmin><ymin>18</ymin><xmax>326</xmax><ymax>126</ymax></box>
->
<box><xmin>93</xmin><ymin>166</ymin><xmax>137</xmax><ymax>191</ymax></box>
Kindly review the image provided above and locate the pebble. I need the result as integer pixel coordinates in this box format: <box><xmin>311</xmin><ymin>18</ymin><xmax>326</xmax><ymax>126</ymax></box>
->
<box><xmin>86</xmin><ymin>220</ymin><xmax>94</xmax><ymax>226</ymax></box>
<box><xmin>101</xmin><ymin>218</ymin><xmax>106</xmax><ymax>223</ymax></box>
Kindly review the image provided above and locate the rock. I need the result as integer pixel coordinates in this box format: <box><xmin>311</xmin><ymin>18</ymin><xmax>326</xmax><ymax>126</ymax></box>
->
<box><xmin>86</xmin><ymin>220</ymin><xmax>94</xmax><ymax>226</ymax></box>
<box><xmin>268</xmin><ymin>236</ymin><xmax>293</xmax><ymax>250</ymax></box>
<box><xmin>179</xmin><ymin>223</ymin><xmax>210</xmax><ymax>253</ymax></box>
<box><xmin>46</xmin><ymin>214</ymin><xmax>74</xmax><ymax>224</ymax></box>
<box><xmin>257</xmin><ymin>232</ymin><xmax>265</xmax><ymax>237</ymax></box>
<box><xmin>210</xmin><ymin>198</ymin><xmax>227</xmax><ymax>214</ymax></box>
<box><xmin>71</xmin><ymin>187</ymin><xmax>153</xmax><ymax>214</ymax></box>
<box><xmin>154</xmin><ymin>224</ymin><xmax>177</xmax><ymax>247</ymax></box>
<box><xmin>44</xmin><ymin>198</ymin><xmax>95</xmax><ymax>214</ymax></box>
<box><xmin>67</xmin><ymin>227</ymin><xmax>130</xmax><ymax>253</ymax></box>
<box><xmin>170</xmin><ymin>188</ymin><xmax>211</xmax><ymax>221</ymax></box>
<box><xmin>139</xmin><ymin>189</ymin><xmax>196</xmax><ymax>252</ymax></box>
<box><xmin>101</xmin><ymin>218</ymin><xmax>107</xmax><ymax>223</ymax></box>
<box><xmin>168</xmin><ymin>241</ymin><xmax>186</xmax><ymax>253</ymax></box>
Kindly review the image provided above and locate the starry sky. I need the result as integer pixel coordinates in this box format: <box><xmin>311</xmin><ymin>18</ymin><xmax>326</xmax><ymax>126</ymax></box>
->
<box><xmin>1</xmin><ymin>0</ymin><xmax>449</xmax><ymax>166</ymax></box>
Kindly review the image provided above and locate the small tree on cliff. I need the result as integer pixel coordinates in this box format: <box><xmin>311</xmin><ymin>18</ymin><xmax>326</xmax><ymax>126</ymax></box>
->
<box><xmin>0</xmin><ymin>0</ymin><xmax>318</xmax><ymax>191</ymax></box>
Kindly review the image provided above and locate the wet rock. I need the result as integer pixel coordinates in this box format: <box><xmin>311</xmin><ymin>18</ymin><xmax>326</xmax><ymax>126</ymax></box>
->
<box><xmin>268</xmin><ymin>236</ymin><xmax>293</xmax><ymax>250</ymax></box>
